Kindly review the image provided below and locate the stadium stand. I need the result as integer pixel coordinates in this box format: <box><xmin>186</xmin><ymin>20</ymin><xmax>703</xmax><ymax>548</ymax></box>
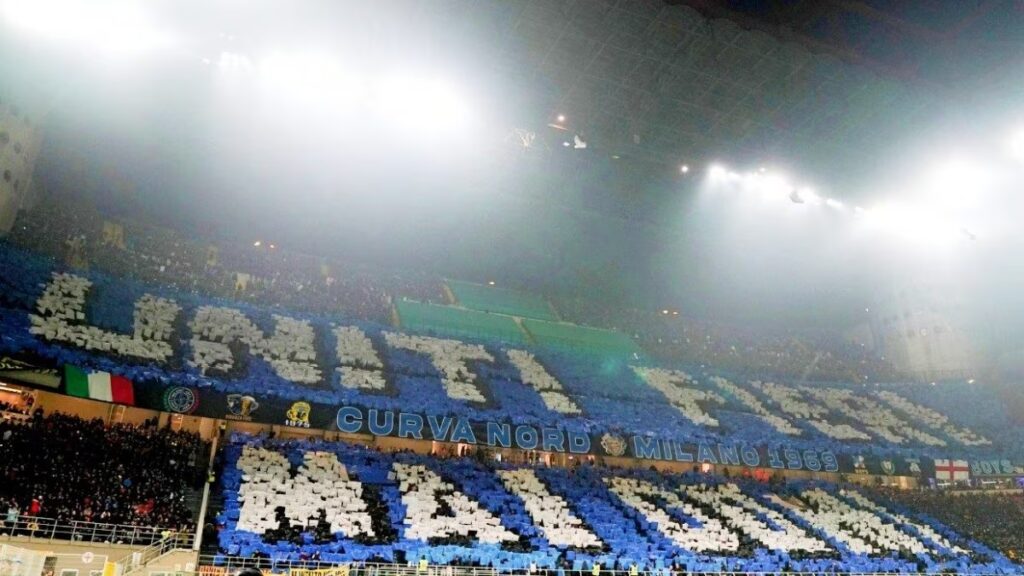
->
<box><xmin>211</xmin><ymin>435</ymin><xmax>1020</xmax><ymax>573</ymax></box>
<box><xmin>520</xmin><ymin>320</ymin><xmax>641</xmax><ymax>357</ymax></box>
<box><xmin>446</xmin><ymin>280</ymin><xmax>558</xmax><ymax>321</ymax></box>
<box><xmin>395</xmin><ymin>299</ymin><xmax>527</xmax><ymax>344</ymax></box>
<box><xmin>0</xmin><ymin>239</ymin><xmax>1020</xmax><ymax>464</ymax></box>
<box><xmin>8</xmin><ymin>4</ymin><xmax>1024</xmax><ymax>576</ymax></box>
<box><xmin>6</xmin><ymin>201</ymin><xmax>445</xmax><ymax>322</ymax></box>
<box><xmin>869</xmin><ymin>488</ymin><xmax>1024</xmax><ymax>564</ymax></box>
<box><xmin>554</xmin><ymin>297</ymin><xmax>904</xmax><ymax>383</ymax></box>
<box><xmin>5</xmin><ymin>197</ymin><xmax>904</xmax><ymax>383</ymax></box>
<box><xmin>0</xmin><ymin>411</ymin><xmax>207</xmax><ymax>530</ymax></box>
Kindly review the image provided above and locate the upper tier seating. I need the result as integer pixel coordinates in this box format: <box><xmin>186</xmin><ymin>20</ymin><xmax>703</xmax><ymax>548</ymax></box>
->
<box><xmin>446</xmin><ymin>280</ymin><xmax>558</xmax><ymax>321</ymax></box>
<box><xmin>395</xmin><ymin>299</ymin><xmax>527</xmax><ymax>344</ymax></box>
<box><xmin>9</xmin><ymin>198</ymin><xmax>905</xmax><ymax>383</ymax></box>
<box><xmin>0</xmin><ymin>242</ymin><xmax>1018</xmax><ymax>462</ymax></box>
<box><xmin>520</xmin><ymin>319</ymin><xmax>642</xmax><ymax>356</ymax></box>
<box><xmin>213</xmin><ymin>436</ymin><xmax>1020</xmax><ymax>574</ymax></box>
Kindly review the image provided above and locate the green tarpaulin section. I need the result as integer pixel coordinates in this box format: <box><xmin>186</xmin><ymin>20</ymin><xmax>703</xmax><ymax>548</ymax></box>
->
<box><xmin>447</xmin><ymin>280</ymin><xmax>558</xmax><ymax>321</ymax></box>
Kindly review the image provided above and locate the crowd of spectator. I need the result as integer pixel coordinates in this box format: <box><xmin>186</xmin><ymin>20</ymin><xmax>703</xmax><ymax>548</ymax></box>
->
<box><xmin>869</xmin><ymin>488</ymin><xmax>1024</xmax><ymax>563</ymax></box>
<box><xmin>9</xmin><ymin>196</ymin><xmax>903</xmax><ymax>382</ymax></box>
<box><xmin>0</xmin><ymin>399</ymin><xmax>31</xmax><ymax>415</ymax></box>
<box><xmin>0</xmin><ymin>411</ymin><xmax>207</xmax><ymax>531</ymax></box>
<box><xmin>213</xmin><ymin>435</ymin><xmax>1018</xmax><ymax>573</ymax></box>
<box><xmin>7</xmin><ymin>200</ymin><xmax>445</xmax><ymax>321</ymax></box>
<box><xmin>555</xmin><ymin>297</ymin><xmax>903</xmax><ymax>383</ymax></box>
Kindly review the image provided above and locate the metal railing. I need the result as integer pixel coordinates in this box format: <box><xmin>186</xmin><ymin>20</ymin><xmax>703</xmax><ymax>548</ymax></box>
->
<box><xmin>117</xmin><ymin>533</ymin><xmax>194</xmax><ymax>575</ymax></box>
<box><xmin>197</xmin><ymin>557</ymin><xmax>498</xmax><ymax>576</ymax></box>
<box><xmin>186</xmin><ymin>565</ymin><xmax>1022</xmax><ymax>576</ymax></box>
<box><xmin>0</xmin><ymin>515</ymin><xmax>193</xmax><ymax>548</ymax></box>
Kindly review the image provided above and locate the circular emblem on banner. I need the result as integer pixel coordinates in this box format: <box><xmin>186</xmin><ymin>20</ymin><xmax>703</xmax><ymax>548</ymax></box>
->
<box><xmin>600</xmin><ymin>433</ymin><xmax>627</xmax><ymax>457</ymax></box>
<box><xmin>81</xmin><ymin>552</ymin><xmax>95</xmax><ymax>564</ymax></box>
<box><xmin>163</xmin><ymin>386</ymin><xmax>199</xmax><ymax>414</ymax></box>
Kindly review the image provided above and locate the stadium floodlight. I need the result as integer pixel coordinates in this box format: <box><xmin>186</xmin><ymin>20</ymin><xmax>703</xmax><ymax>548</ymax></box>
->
<box><xmin>708</xmin><ymin>164</ymin><xmax>727</xmax><ymax>180</ymax></box>
<box><xmin>258</xmin><ymin>51</ymin><xmax>362</xmax><ymax>107</ymax></box>
<box><xmin>556</xmin><ymin>114</ymin><xmax>566</xmax><ymax>123</ymax></box>
<box><xmin>925</xmin><ymin>157</ymin><xmax>989</xmax><ymax>211</ymax></box>
<box><xmin>219</xmin><ymin>51</ymin><xmax>253</xmax><ymax>72</ymax></box>
<box><xmin>785</xmin><ymin>186</ymin><xmax>821</xmax><ymax>206</ymax></box>
<box><xmin>680</xmin><ymin>164</ymin><xmax>689</xmax><ymax>174</ymax></box>
<box><xmin>759</xmin><ymin>173</ymin><xmax>791</xmax><ymax>198</ymax></box>
<box><xmin>373</xmin><ymin>74</ymin><xmax>474</xmax><ymax>136</ymax></box>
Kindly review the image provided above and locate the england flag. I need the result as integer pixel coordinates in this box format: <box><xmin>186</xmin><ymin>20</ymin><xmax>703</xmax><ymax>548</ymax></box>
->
<box><xmin>934</xmin><ymin>459</ymin><xmax>970</xmax><ymax>482</ymax></box>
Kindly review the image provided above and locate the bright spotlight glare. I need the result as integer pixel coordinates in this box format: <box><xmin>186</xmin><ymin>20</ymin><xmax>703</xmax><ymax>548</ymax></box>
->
<box><xmin>825</xmin><ymin>198</ymin><xmax>844</xmax><ymax>209</ymax></box>
<box><xmin>1009</xmin><ymin>130</ymin><xmax>1024</xmax><ymax>160</ymax></box>
<box><xmin>219</xmin><ymin>51</ymin><xmax>253</xmax><ymax>71</ymax></box>
<box><xmin>708</xmin><ymin>164</ymin><xmax>727</xmax><ymax>180</ymax></box>
<box><xmin>800</xmin><ymin>187</ymin><xmax>821</xmax><ymax>205</ymax></box>
<box><xmin>867</xmin><ymin>203</ymin><xmax>958</xmax><ymax>245</ymax></box>
<box><xmin>680</xmin><ymin>164</ymin><xmax>689</xmax><ymax>174</ymax></box>
<box><xmin>1</xmin><ymin>0</ymin><xmax>173</xmax><ymax>56</ymax></box>
<box><xmin>925</xmin><ymin>157</ymin><xmax>989</xmax><ymax>209</ymax></box>
<box><xmin>258</xmin><ymin>51</ymin><xmax>361</xmax><ymax>104</ymax></box>
<box><xmin>759</xmin><ymin>174</ymin><xmax>791</xmax><ymax>197</ymax></box>
<box><xmin>374</xmin><ymin>75</ymin><xmax>474</xmax><ymax>136</ymax></box>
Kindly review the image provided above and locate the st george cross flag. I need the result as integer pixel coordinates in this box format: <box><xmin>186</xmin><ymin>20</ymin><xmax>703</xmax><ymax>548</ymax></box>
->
<box><xmin>934</xmin><ymin>458</ymin><xmax>970</xmax><ymax>481</ymax></box>
<box><xmin>64</xmin><ymin>365</ymin><xmax>135</xmax><ymax>406</ymax></box>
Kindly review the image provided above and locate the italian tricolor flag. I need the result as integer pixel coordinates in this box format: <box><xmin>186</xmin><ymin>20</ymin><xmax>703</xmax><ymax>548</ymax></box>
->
<box><xmin>64</xmin><ymin>365</ymin><xmax>135</xmax><ymax>406</ymax></box>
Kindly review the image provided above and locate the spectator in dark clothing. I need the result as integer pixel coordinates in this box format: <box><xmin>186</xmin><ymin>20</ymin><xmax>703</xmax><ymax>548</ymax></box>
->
<box><xmin>0</xmin><ymin>411</ymin><xmax>208</xmax><ymax>532</ymax></box>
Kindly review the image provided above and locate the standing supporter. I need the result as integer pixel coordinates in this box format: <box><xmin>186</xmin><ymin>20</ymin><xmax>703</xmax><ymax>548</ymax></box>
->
<box><xmin>0</xmin><ymin>411</ymin><xmax>208</xmax><ymax>532</ymax></box>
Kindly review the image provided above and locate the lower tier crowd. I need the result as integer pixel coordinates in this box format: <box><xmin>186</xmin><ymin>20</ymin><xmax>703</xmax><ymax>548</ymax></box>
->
<box><xmin>208</xmin><ymin>435</ymin><xmax>1021</xmax><ymax>574</ymax></box>
<box><xmin>872</xmin><ymin>488</ymin><xmax>1024</xmax><ymax>564</ymax></box>
<box><xmin>0</xmin><ymin>409</ymin><xmax>1019</xmax><ymax>573</ymax></box>
<box><xmin>0</xmin><ymin>411</ymin><xmax>208</xmax><ymax>532</ymax></box>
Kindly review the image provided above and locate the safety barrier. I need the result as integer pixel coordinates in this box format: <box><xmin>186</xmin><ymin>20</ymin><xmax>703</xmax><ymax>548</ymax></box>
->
<box><xmin>0</xmin><ymin>516</ymin><xmax>193</xmax><ymax>548</ymax></box>
<box><xmin>192</xmin><ymin>564</ymin><xmax>1019</xmax><ymax>576</ymax></box>
<box><xmin>197</xmin><ymin>558</ymin><xmax>497</xmax><ymax>576</ymax></box>
<box><xmin>117</xmin><ymin>533</ymin><xmax>194</xmax><ymax>575</ymax></box>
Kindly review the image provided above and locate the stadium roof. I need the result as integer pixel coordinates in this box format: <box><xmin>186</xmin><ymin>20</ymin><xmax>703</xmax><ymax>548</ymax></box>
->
<box><xmin>484</xmin><ymin>0</ymin><xmax>1024</xmax><ymax>190</ymax></box>
<box><xmin>8</xmin><ymin>0</ymin><xmax>1024</xmax><ymax>332</ymax></box>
